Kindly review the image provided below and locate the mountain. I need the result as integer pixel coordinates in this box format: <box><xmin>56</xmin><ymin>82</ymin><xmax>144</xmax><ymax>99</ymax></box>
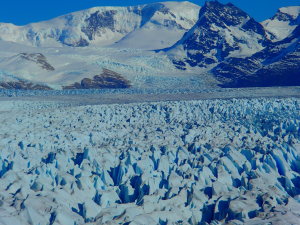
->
<box><xmin>162</xmin><ymin>1</ymin><xmax>300</xmax><ymax>88</ymax></box>
<box><xmin>113</xmin><ymin>2</ymin><xmax>200</xmax><ymax>50</ymax></box>
<box><xmin>0</xmin><ymin>2</ymin><xmax>199</xmax><ymax>49</ymax></box>
<box><xmin>164</xmin><ymin>1</ymin><xmax>269</xmax><ymax>70</ymax></box>
<box><xmin>0</xmin><ymin>1</ymin><xmax>299</xmax><ymax>90</ymax></box>
<box><xmin>0</xmin><ymin>39</ymin><xmax>191</xmax><ymax>90</ymax></box>
<box><xmin>212</xmin><ymin>25</ymin><xmax>300</xmax><ymax>87</ymax></box>
<box><xmin>262</xmin><ymin>6</ymin><xmax>300</xmax><ymax>41</ymax></box>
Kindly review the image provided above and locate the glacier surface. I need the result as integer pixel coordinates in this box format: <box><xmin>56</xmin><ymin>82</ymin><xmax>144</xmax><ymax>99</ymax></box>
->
<box><xmin>0</xmin><ymin>97</ymin><xmax>300</xmax><ymax>224</ymax></box>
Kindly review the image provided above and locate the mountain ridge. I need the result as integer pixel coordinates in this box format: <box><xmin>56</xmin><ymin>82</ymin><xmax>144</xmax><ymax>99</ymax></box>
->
<box><xmin>262</xmin><ymin>6</ymin><xmax>300</xmax><ymax>41</ymax></box>
<box><xmin>0</xmin><ymin>1</ymin><xmax>199</xmax><ymax>49</ymax></box>
<box><xmin>164</xmin><ymin>1</ymin><xmax>270</xmax><ymax>70</ymax></box>
<box><xmin>162</xmin><ymin>1</ymin><xmax>300</xmax><ymax>87</ymax></box>
<box><xmin>0</xmin><ymin>1</ymin><xmax>299</xmax><ymax>89</ymax></box>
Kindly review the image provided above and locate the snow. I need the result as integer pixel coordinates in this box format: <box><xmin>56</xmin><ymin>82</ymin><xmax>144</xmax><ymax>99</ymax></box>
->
<box><xmin>0</xmin><ymin>2</ymin><xmax>202</xmax><ymax>88</ymax></box>
<box><xmin>113</xmin><ymin>26</ymin><xmax>187</xmax><ymax>50</ymax></box>
<box><xmin>0</xmin><ymin>70</ymin><xmax>21</xmax><ymax>82</ymax></box>
<box><xmin>112</xmin><ymin>2</ymin><xmax>200</xmax><ymax>50</ymax></box>
<box><xmin>262</xmin><ymin>6</ymin><xmax>300</xmax><ymax>41</ymax></box>
<box><xmin>0</xmin><ymin>38</ymin><xmax>218</xmax><ymax>90</ymax></box>
<box><xmin>223</xmin><ymin>23</ymin><xmax>265</xmax><ymax>57</ymax></box>
<box><xmin>280</xmin><ymin>6</ymin><xmax>300</xmax><ymax>19</ymax></box>
<box><xmin>262</xmin><ymin>19</ymin><xmax>298</xmax><ymax>41</ymax></box>
<box><xmin>0</xmin><ymin>2</ymin><xmax>298</xmax><ymax>89</ymax></box>
<box><xmin>0</xmin><ymin>96</ymin><xmax>300</xmax><ymax>224</ymax></box>
<box><xmin>0</xmin><ymin>1</ymin><xmax>200</xmax><ymax>49</ymax></box>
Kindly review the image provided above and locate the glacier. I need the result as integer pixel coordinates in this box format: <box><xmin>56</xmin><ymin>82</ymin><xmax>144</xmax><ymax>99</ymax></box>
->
<box><xmin>0</xmin><ymin>97</ymin><xmax>300</xmax><ymax>224</ymax></box>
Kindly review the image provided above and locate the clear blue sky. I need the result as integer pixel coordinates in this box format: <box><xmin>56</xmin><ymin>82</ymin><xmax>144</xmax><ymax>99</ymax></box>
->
<box><xmin>0</xmin><ymin>0</ymin><xmax>299</xmax><ymax>25</ymax></box>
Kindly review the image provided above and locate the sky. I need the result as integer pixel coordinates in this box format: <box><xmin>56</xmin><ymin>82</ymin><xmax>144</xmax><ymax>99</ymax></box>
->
<box><xmin>0</xmin><ymin>0</ymin><xmax>299</xmax><ymax>25</ymax></box>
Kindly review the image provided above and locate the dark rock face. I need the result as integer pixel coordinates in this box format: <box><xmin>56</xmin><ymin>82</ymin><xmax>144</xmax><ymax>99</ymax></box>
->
<box><xmin>0</xmin><ymin>81</ymin><xmax>52</xmax><ymax>90</ymax></box>
<box><xmin>242</xmin><ymin>18</ymin><xmax>265</xmax><ymax>35</ymax></box>
<box><xmin>19</xmin><ymin>53</ymin><xmax>55</xmax><ymax>71</ymax></box>
<box><xmin>81</xmin><ymin>10</ymin><xmax>117</xmax><ymax>41</ymax></box>
<box><xmin>63</xmin><ymin>37</ymin><xmax>89</xmax><ymax>47</ymax></box>
<box><xmin>164</xmin><ymin>1</ymin><xmax>300</xmax><ymax>88</ymax></box>
<box><xmin>201</xmin><ymin>1</ymin><xmax>249</xmax><ymax>28</ymax></box>
<box><xmin>166</xmin><ymin>1</ymin><xmax>268</xmax><ymax>69</ymax></box>
<box><xmin>212</xmin><ymin>25</ymin><xmax>300</xmax><ymax>87</ymax></box>
<box><xmin>55</xmin><ymin>26</ymin><xmax>89</xmax><ymax>47</ymax></box>
<box><xmin>63</xmin><ymin>68</ymin><xmax>131</xmax><ymax>89</ymax></box>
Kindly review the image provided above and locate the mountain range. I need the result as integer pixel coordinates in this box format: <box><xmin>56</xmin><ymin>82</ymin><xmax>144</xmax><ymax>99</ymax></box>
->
<box><xmin>0</xmin><ymin>1</ymin><xmax>299</xmax><ymax>89</ymax></box>
<box><xmin>0</xmin><ymin>2</ymin><xmax>199</xmax><ymax>49</ymax></box>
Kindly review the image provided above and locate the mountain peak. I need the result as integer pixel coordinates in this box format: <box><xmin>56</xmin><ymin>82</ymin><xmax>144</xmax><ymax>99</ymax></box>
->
<box><xmin>268</xmin><ymin>5</ymin><xmax>300</xmax><ymax>22</ymax></box>
<box><xmin>200</xmin><ymin>1</ymin><xmax>249</xmax><ymax>27</ymax></box>
<box><xmin>262</xmin><ymin>6</ymin><xmax>300</xmax><ymax>41</ymax></box>
<box><xmin>0</xmin><ymin>1</ymin><xmax>200</xmax><ymax>49</ymax></box>
<box><xmin>278</xmin><ymin>6</ymin><xmax>300</xmax><ymax>19</ymax></box>
<box><xmin>199</xmin><ymin>1</ymin><xmax>263</xmax><ymax>36</ymax></box>
<box><xmin>166</xmin><ymin>1</ymin><xmax>267</xmax><ymax>69</ymax></box>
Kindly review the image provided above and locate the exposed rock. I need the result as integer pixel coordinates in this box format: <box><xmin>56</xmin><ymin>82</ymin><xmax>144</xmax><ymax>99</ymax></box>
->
<box><xmin>63</xmin><ymin>68</ymin><xmax>131</xmax><ymax>89</ymax></box>
<box><xmin>212</xmin><ymin>25</ymin><xmax>300</xmax><ymax>87</ymax></box>
<box><xmin>81</xmin><ymin>10</ymin><xmax>117</xmax><ymax>41</ymax></box>
<box><xmin>0</xmin><ymin>80</ymin><xmax>52</xmax><ymax>90</ymax></box>
<box><xmin>64</xmin><ymin>37</ymin><xmax>89</xmax><ymax>47</ymax></box>
<box><xmin>19</xmin><ymin>53</ymin><xmax>55</xmax><ymax>71</ymax></box>
<box><xmin>165</xmin><ymin>1</ymin><xmax>268</xmax><ymax>69</ymax></box>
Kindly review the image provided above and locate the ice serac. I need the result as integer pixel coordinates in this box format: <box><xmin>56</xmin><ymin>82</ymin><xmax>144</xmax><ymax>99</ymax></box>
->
<box><xmin>165</xmin><ymin>1</ymin><xmax>268</xmax><ymax>70</ymax></box>
<box><xmin>262</xmin><ymin>6</ymin><xmax>300</xmax><ymax>41</ymax></box>
<box><xmin>0</xmin><ymin>98</ymin><xmax>300</xmax><ymax>224</ymax></box>
<box><xmin>0</xmin><ymin>1</ymin><xmax>199</xmax><ymax>49</ymax></box>
<box><xmin>212</xmin><ymin>24</ymin><xmax>300</xmax><ymax>87</ymax></box>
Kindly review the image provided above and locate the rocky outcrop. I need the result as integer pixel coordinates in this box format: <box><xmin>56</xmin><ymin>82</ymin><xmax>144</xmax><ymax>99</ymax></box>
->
<box><xmin>161</xmin><ymin>2</ymin><xmax>300</xmax><ymax>88</ymax></box>
<box><xmin>63</xmin><ymin>68</ymin><xmax>131</xmax><ymax>89</ymax></box>
<box><xmin>212</xmin><ymin>25</ymin><xmax>300</xmax><ymax>87</ymax></box>
<box><xmin>18</xmin><ymin>53</ymin><xmax>55</xmax><ymax>71</ymax></box>
<box><xmin>81</xmin><ymin>10</ymin><xmax>117</xmax><ymax>41</ymax></box>
<box><xmin>0</xmin><ymin>80</ymin><xmax>52</xmax><ymax>90</ymax></box>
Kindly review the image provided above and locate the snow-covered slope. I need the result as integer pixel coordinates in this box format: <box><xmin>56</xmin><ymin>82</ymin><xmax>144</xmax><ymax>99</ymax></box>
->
<box><xmin>165</xmin><ymin>1</ymin><xmax>268</xmax><ymax>70</ymax></box>
<box><xmin>262</xmin><ymin>6</ymin><xmax>300</xmax><ymax>41</ymax></box>
<box><xmin>0</xmin><ymin>98</ymin><xmax>300</xmax><ymax>224</ymax></box>
<box><xmin>0</xmin><ymin>40</ymin><xmax>209</xmax><ymax>90</ymax></box>
<box><xmin>112</xmin><ymin>2</ymin><xmax>200</xmax><ymax>50</ymax></box>
<box><xmin>0</xmin><ymin>1</ymin><xmax>199</xmax><ymax>49</ymax></box>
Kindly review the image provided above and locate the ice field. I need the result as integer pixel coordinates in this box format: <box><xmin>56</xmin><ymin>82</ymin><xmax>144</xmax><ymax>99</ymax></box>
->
<box><xmin>0</xmin><ymin>96</ymin><xmax>300</xmax><ymax>224</ymax></box>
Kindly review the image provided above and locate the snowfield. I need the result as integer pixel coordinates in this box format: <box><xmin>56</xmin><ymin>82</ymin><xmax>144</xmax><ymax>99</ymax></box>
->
<box><xmin>0</xmin><ymin>97</ymin><xmax>300</xmax><ymax>224</ymax></box>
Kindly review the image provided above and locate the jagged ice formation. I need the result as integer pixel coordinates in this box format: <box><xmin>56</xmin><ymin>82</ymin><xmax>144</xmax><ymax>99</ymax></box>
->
<box><xmin>0</xmin><ymin>98</ymin><xmax>300</xmax><ymax>224</ymax></box>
